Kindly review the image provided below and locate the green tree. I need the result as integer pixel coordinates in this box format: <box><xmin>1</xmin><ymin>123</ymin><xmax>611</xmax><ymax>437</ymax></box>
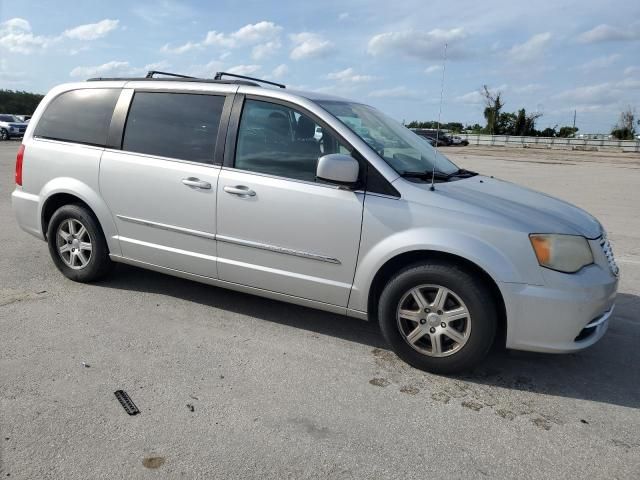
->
<box><xmin>611</xmin><ymin>106</ymin><xmax>636</xmax><ymax>140</ymax></box>
<box><xmin>514</xmin><ymin>109</ymin><xmax>527</xmax><ymax>136</ymax></box>
<box><xmin>481</xmin><ymin>85</ymin><xmax>503</xmax><ymax>135</ymax></box>
<box><xmin>539</xmin><ymin>127</ymin><xmax>557</xmax><ymax>137</ymax></box>
<box><xmin>0</xmin><ymin>90</ymin><xmax>44</xmax><ymax>115</ymax></box>
<box><xmin>558</xmin><ymin>126</ymin><xmax>578</xmax><ymax>138</ymax></box>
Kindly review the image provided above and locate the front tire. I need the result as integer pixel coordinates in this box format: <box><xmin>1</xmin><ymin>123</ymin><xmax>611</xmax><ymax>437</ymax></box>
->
<box><xmin>46</xmin><ymin>204</ymin><xmax>113</xmax><ymax>282</ymax></box>
<box><xmin>0</xmin><ymin>129</ymin><xmax>8</xmax><ymax>141</ymax></box>
<box><xmin>378</xmin><ymin>261</ymin><xmax>497</xmax><ymax>374</ymax></box>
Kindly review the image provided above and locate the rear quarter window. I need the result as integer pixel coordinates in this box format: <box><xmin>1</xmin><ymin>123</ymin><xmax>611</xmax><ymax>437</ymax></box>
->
<box><xmin>34</xmin><ymin>88</ymin><xmax>120</xmax><ymax>146</ymax></box>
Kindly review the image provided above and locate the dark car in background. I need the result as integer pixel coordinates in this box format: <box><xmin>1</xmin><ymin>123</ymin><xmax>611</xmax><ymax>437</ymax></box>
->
<box><xmin>411</xmin><ymin>128</ymin><xmax>452</xmax><ymax>147</ymax></box>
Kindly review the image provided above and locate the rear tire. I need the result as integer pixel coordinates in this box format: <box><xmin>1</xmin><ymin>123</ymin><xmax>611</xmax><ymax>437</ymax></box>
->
<box><xmin>378</xmin><ymin>261</ymin><xmax>497</xmax><ymax>374</ymax></box>
<box><xmin>46</xmin><ymin>204</ymin><xmax>113</xmax><ymax>282</ymax></box>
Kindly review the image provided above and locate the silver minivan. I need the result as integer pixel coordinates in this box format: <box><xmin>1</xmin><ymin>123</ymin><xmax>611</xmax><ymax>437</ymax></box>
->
<box><xmin>12</xmin><ymin>72</ymin><xmax>619</xmax><ymax>373</ymax></box>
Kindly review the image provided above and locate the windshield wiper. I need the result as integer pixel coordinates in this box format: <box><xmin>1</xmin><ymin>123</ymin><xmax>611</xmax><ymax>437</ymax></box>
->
<box><xmin>446</xmin><ymin>168</ymin><xmax>478</xmax><ymax>179</ymax></box>
<box><xmin>400</xmin><ymin>169</ymin><xmax>478</xmax><ymax>181</ymax></box>
<box><xmin>399</xmin><ymin>170</ymin><xmax>450</xmax><ymax>179</ymax></box>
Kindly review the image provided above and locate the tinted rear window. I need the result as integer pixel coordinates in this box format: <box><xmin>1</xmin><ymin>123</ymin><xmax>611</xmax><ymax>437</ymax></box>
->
<box><xmin>34</xmin><ymin>89</ymin><xmax>120</xmax><ymax>146</ymax></box>
<box><xmin>122</xmin><ymin>92</ymin><xmax>225</xmax><ymax>163</ymax></box>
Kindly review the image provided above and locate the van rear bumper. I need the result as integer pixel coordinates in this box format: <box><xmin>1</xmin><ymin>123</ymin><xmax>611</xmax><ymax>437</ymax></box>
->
<box><xmin>11</xmin><ymin>188</ymin><xmax>43</xmax><ymax>240</ymax></box>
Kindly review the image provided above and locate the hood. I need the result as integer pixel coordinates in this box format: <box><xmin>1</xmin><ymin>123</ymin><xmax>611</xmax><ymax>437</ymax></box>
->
<box><xmin>416</xmin><ymin>176</ymin><xmax>602</xmax><ymax>238</ymax></box>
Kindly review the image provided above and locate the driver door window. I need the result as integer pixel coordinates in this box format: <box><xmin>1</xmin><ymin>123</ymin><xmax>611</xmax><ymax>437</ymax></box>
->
<box><xmin>234</xmin><ymin>99</ymin><xmax>349</xmax><ymax>182</ymax></box>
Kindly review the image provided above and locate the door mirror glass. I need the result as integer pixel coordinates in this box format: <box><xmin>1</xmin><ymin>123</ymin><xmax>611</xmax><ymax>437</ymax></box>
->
<box><xmin>316</xmin><ymin>154</ymin><xmax>359</xmax><ymax>185</ymax></box>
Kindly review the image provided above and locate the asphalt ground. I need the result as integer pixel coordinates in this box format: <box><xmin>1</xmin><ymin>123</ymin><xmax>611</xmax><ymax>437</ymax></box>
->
<box><xmin>1</xmin><ymin>141</ymin><xmax>639</xmax><ymax>479</ymax></box>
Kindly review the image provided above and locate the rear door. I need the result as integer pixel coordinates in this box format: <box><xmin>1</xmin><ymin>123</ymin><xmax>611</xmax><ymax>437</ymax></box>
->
<box><xmin>100</xmin><ymin>88</ymin><xmax>233</xmax><ymax>277</ymax></box>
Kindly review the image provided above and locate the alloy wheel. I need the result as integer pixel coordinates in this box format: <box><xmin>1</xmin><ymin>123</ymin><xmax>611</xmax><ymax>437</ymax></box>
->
<box><xmin>396</xmin><ymin>284</ymin><xmax>471</xmax><ymax>357</ymax></box>
<box><xmin>56</xmin><ymin>219</ymin><xmax>92</xmax><ymax>269</ymax></box>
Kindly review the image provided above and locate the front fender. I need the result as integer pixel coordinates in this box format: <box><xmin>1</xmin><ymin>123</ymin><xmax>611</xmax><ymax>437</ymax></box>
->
<box><xmin>348</xmin><ymin>227</ymin><xmax>541</xmax><ymax>313</ymax></box>
<box><xmin>39</xmin><ymin>177</ymin><xmax>122</xmax><ymax>256</ymax></box>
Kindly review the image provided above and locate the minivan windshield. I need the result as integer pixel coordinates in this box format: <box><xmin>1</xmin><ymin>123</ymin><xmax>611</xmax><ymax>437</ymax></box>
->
<box><xmin>317</xmin><ymin>101</ymin><xmax>458</xmax><ymax>175</ymax></box>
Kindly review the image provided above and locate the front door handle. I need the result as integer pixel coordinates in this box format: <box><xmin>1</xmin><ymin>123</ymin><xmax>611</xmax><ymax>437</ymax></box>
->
<box><xmin>224</xmin><ymin>185</ymin><xmax>256</xmax><ymax>197</ymax></box>
<box><xmin>182</xmin><ymin>177</ymin><xmax>211</xmax><ymax>189</ymax></box>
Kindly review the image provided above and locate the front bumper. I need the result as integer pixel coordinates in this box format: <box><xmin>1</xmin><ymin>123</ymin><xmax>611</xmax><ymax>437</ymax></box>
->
<box><xmin>501</xmin><ymin>265</ymin><xmax>618</xmax><ymax>353</ymax></box>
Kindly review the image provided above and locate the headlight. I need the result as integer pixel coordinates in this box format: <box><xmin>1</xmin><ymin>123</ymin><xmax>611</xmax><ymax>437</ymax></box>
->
<box><xmin>529</xmin><ymin>234</ymin><xmax>594</xmax><ymax>273</ymax></box>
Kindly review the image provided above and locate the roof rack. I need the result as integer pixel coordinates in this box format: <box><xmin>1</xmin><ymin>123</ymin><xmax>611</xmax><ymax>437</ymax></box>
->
<box><xmin>86</xmin><ymin>69</ymin><xmax>283</xmax><ymax>88</ymax></box>
<box><xmin>214</xmin><ymin>71</ymin><xmax>286</xmax><ymax>89</ymax></box>
<box><xmin>145</xmin><ymin>70</ymin><xmax>195</xmax><ymax>79</ymax></box>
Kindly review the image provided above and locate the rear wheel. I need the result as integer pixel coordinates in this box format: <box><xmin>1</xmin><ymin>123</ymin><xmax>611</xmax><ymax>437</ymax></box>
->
<box><xmin>46</xmin><ymin>204</ymin><xmax>113</xmax><ymax>282</ymax></box>
<box><xmin>378</xmin><ymin>261</ymin><xmax>497</xmax><ymax>374</ymax></box>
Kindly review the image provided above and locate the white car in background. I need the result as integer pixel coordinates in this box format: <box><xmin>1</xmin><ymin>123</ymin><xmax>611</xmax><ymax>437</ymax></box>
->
<box><xmin>0</xmin><ymin>114</ymin><xmax>28</xmax><ymax>140</ymax></box>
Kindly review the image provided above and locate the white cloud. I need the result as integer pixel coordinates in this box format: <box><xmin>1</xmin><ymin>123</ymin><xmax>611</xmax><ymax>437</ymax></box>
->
<box><xmin>202</xmin><ymin>31</ymin><xmax>236</xmax><ymax>48</ymax></box>
<box><xmin>512</xmin><ymin>83</ymin><xmax>544</xmax><ymax>94</ymax></box>
<box><xmin>577</xmin><ymin>24</ymin><xmax>640</xmax><ymax>43</ymax></box>
<box><xmin>369</xmin><ymin>86</ymin><xmax>420</xmax><ymax>99</ymax></box>
<box><xmin>424</xmin><ymin>65</ymin><xmax>442</xmax><ymax>75</ymax></box>
<box><xmin>63</xmin><ymin>19</ymin><xmax>119</xmax><ymax>40</ymax></box>
<box><xmin>338</xmin><ymin>12</ymin><xmax>349</xmax><ymax>21</ymax></box>
<box><xmin>455</xmin><ymin>84</ymin><xmax>508</xmax><ymax>104</ymax></box>
<box><xmin>251</xmin><ymin>40</ymin><xmax>281</xmax><ymax>60</ymax></box>
<box><xmin>132</xmin><ymin>1</ymin><xmax>194</xmax><ymax>25</ymax></box>
<box><xmin>271</xmin><ymin>64</ymin><xmax>288</xmax><ymax>79</ymax></box>
<box><xmin>185</xmin><ymin>60</ymin><xmax>224</xmax><ymax>78</ymax></box>
<box><xmin>162</xmin><ymin>41</ymin><xmax>201</xmax><ymax>54</ymax></box>
<box><xmin>290</xmin><ymin>32</ymin><xmax>334</xmax><ymax>60</ymax></box>
<box><xmin>69</xmin><ymin>60</ymin><xmax>172</xmax><ymax>79</ymax></box>
<box><xmin>0</xmin><ymin>17</ymin><xmax>50</xmax><ymax>53</ymax></box>
<box><xmin>455</xmin><ymin>90</ymin><xmax>484</xmax><ymax>104</ymax></box>
<box><xmin>231</xmin><ymin>21</ymin><xmax>281</xmax><ymax>44</ymax></box>
<box><xmin>577</xmin><ymin>53</ymin><xmax>621</xmax><ymax>71</ymax></box>
<box><xmin>70</xmin><ymin>61</ymin><xmax>132</xmax><ymax>78</ymax></box>
<box><xmin>0</xmin><ymin>59</ymin><xmax>26</xmax><ymax>84</ymax></box>
<box><xmin>1</xmin><ymin>17</ymin><xmax>120</xmax><ymax>54</ymax></box>
<box><xmin>625</xmin><ymin>66</ymin><xmax>640</xmax><ymax>76</ymax></box>
<box><xmin>327</xmin><ymin>67</ymin><xmax>374</xmax><ymax>83</ymax></box>
<box><xmin>552</xmin><ymin>79</ymin><xmax>640</xmax><ymax>108</ymax></box>
<box><xmin>227</xmin><ymin>64</ymin><xmax>261</xmax><ymax>75</ymax></box>
<box><xmin>507</xmin><ymin>32</ymin><xmax>552</xmax><ymax>62</ymax></box>
<box><xmin>367</xmin><ymin>28</ymin><xmax>466</xmax><ymax>60</ymax></box>
<box><xmin>163</xmin><ymin>21</ymin><xmax>282</xmax><ymax>54</ymax></box>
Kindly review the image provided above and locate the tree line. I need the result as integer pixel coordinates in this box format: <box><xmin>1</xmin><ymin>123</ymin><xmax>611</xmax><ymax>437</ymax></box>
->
<box><xmin>0</xmin><ymin>90</ymin><xmax>45</xmax><ymax>115</ymax></box>
<box><xmin>408</xmin><ymin>85</ymin><xmax>637</xmax><ymax>140</ymax></box>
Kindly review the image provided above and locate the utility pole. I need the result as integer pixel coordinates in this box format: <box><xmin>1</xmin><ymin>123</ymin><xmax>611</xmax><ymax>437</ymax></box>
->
<box><xmin>572</xmin><ymin>110</ymin><xmax>576</xmax><ymax>130</ymax></box>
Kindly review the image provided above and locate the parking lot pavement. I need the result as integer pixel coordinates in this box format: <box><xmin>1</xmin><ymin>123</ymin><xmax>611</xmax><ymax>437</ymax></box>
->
<box><xmin>1</xmin><ymin>141</ymin><xmax>639</xmax><ymax>479</ymax></box>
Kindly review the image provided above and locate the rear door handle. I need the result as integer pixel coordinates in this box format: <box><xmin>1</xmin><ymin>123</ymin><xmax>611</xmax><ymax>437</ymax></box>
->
<box><xmin>224</xmin><ymin>185</ymin><xmax>256</xmax><ymax>197</ymax></box>
<box><xmin>182</xmin><ymin>177</ymin><xmax>211</xmax><ymax>189</ymax></box>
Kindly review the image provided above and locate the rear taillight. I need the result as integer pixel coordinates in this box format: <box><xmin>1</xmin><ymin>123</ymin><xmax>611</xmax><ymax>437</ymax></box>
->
<box><xmin>15</xmin><ymin>144</ymin><xmax>25</xmax><ymax>186</ymax></box>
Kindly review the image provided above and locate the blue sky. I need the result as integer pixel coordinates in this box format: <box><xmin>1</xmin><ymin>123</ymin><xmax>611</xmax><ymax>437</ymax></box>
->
<box><xmin>1</xmin><ymin>0</ymin><xmax>639</xmax><ymax>133</ymax></box>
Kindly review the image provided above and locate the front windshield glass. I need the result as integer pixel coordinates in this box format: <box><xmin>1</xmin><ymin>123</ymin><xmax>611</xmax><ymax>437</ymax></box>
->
<box><xmin>317</xmin><ymin>101</ymin><xmax>458</xmax><ymax>175</ymax></box>
<box><xmin>0</xmin><ymin>115</ymin><xmax>18</xmax><ymax>122</ymax></box>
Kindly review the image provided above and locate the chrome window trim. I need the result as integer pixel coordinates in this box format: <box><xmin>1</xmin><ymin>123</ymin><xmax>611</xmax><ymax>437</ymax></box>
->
<box><xmin>116</xmin><ymin>215</ymin><xmax>216</xmax><ymax>240</ymax></box>
<box><xmin>216</xmin><ymin>234</ymin><xmax>341</xmax><ymax>264</ymax></box>
<box><xmin>221</xmin><ymin>165</ymin><xmax>360</xmax><ymax>192</ymax></box>
<box><xmin>31</xmin><ymin>137</ymin><xmax>106</xmax><ymax>151</ymax></box>
<box><xmin>103</xmin><ymin>147</ymin><xmax>224</xmax><ymax>169</ymax></box>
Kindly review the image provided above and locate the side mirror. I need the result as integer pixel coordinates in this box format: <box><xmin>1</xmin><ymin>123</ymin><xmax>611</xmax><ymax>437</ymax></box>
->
<box><xmin>316</xmin><ymin>154</ymin><xmax>359</xmax><ymax>185</ymax></box>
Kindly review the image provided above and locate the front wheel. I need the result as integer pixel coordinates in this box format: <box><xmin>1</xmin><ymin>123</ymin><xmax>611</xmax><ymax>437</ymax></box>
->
<box><xmin>0</xmin><ymin>129</ymin><xmax>8</xmax><ymax>141</ymax></box>
<box><xmin>378</xmin><ymin>262</ymin><xmax>497</xmax><ymax>374</ymax></box>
